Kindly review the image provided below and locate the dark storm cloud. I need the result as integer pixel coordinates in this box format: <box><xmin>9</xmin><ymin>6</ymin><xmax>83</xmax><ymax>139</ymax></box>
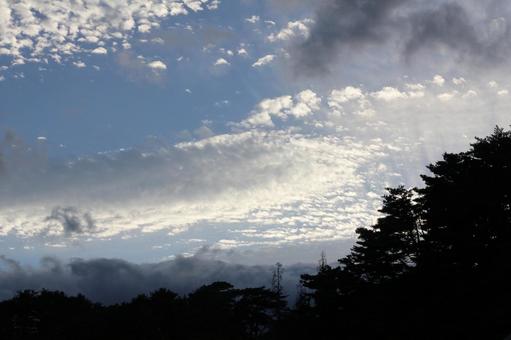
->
<box><xmin>0</xmin><ymin>256</ymin><xmax>315</xmax><ymax>305</ymax></box>
<box><xmin>46</xmin><ymin>207</ymin><xmax>97</xmax><ymax>235</ymax></box>
<box><xmin>295</xmin><ymin>0</ymin><xmax>406</xmax><ymax>74</ymax></box>
<box><xmin>403</xmin><ymin>3</ymin><xmax>481</xmax><ymax>59</ymax></box>
<box><xmin>294</xmin><ymin>0</ymin><xmax>511</xmax><ymax>74</ymax></box>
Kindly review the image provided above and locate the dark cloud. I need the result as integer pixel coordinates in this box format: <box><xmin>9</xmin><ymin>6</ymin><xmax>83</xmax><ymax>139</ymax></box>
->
<box><xmin>293</xmin><ymin>0</ymin><xmax>511</xmax><ymax>75</ymax></box>
<box><xmin>295</xmin><ymin>0</ymin><xmax>405</xmax><ymax>74</ymax></box>
<box><xmin>0</xmin><ymin>256</ymin><xmax>314</xmax><ymax>305</ymax></box>
<box><xmin>403</xmin><ymin>3</ymin><xmax>481</xmax><ymax>59</ymax></box>
<box><xmin>46</xmin><ymin>206</ymin><xmax>97</xmax><ymax>235</ymax></box>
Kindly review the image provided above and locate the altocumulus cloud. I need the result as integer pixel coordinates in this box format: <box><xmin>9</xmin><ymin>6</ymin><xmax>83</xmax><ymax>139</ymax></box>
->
<box><xmin>0</xmin><ymin>88</ymin><xmax>394</xmax><ymax>243</ymax></box>
<box><xmin>0</xmin><ymin>0</ymin><xmax>219</xmax><ymax>67</ymax></box>
<box><xmin>1</xmin><ymin>77</ymin><xmax>510</xmax><ymax>249</ymax></box>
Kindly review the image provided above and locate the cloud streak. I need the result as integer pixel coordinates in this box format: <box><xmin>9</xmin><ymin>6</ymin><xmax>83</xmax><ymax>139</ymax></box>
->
<box><xmin>0</xmin><ymin>255</ymin><xmax>314</xmax><ymax>304</ymax></box>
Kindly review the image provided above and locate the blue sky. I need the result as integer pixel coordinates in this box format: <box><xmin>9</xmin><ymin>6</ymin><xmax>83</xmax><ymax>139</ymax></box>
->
<box><xmin>0</xmin><ymin>1</ymin><xmax>296</xmax><ymax>155</ymax></box>
<box><xmin>2</xmin><ymin>0</ymin><xmax>511</xmax><ymax>269</ymax></box>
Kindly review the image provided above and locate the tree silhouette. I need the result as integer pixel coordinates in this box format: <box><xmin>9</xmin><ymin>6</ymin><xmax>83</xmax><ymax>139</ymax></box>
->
<box><xmin>4</xmin><ymin>127</ymin><xmax>511</xmax><ymax>339</ymax></box>
<box><xmin>340</xmin><ymin>186</ymin><xmax>422</xmax><ymax>284</ymax></box>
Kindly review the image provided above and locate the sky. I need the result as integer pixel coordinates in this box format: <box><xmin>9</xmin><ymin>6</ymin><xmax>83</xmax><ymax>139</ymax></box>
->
<box><xmin>2</xmin><ymin>0</ymin><xmax>511</xmax><ymax>301</ymax></box>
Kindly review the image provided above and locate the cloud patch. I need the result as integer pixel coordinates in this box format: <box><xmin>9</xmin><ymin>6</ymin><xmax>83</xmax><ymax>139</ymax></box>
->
<box><xmin>293</xmin><ymin>0</ymin><xmax>511</xmax><ymax>75</ymax></box>
<box><xmin>46</xmin><ymin>207</ymin><xmax>97</xmax><ymax>236</ymax></box>
<box><xmin>0</xmin><ymin>0</ymin><xmax>219</xmax><ymax>67</ymax></box>
<box><xmin>252</xmin><ymin>54</ymin><xmax>275</xmax><ymax>68</ymax></box>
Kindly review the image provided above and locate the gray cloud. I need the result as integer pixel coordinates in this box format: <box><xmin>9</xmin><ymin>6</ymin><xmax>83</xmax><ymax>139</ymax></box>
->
<box><xmin>295</xmin><ymin>0</ymin><xmax>405</xmax><ymax>74</ymax></box>
<box><xmin>263</xmin><ymin>0</ymin><xmax>316</xmax><ymax>12</ymax></box>
<box><xmin>0</xmin><ymin>255</ymin><xmax>315</xmax><ymax>305</ymax></box>
<box><xmin>46</xmin><ymin>207</ymin><xmax>97</xmax><ymax>235</ymax></box>
<box><xmin>293</xmin><ymin>0</ymin><xmax>511</xmax><ymax>75</ymax></box>
<box><xmin>403</xmin><ymin>3</ymin><xmax>481</xmax><ymax>60</ymax></box>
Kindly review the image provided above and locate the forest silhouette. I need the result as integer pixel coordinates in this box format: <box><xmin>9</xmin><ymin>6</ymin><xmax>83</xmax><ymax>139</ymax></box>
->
<box><xmin>2</xmin><ymin>127</ymin><xmax>511</xmax><ymax>339</ymax></box>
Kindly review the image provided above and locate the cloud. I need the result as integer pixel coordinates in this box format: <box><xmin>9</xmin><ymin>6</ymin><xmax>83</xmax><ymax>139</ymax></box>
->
<box><xmin>72</xmin><ymin>61</ymin><xmax>86</xmax><ymax>68</ymax></box>
<box><xmin>0</xmin><ymin>86</ymin><xmax>391</xmax><ymax>242</ymax></box>
<box><xmin>214</xmin><ymin>58</ymin><xmax>230</xmax><ymax>66</ymax></box>
<box><xmin>432</xmin><ymin>74</ymin><xmax>446</xmax><ymax>86</ymax></box>
<box><xmin>237</xmin><ymin>90</ymin><xmax>321</xmax><ymax>127</ymax></box>
<box><xmin>252</xmin><ymin>54</ymin><xmax>276</xmax><ymax>68</ymax></box>
<box><xmin>0</xmin><ymin>255</ymin><xmax>314</xmax><ymax>304</ymax></box>
<box><xmin>245</xmin><ymin>15</ymin><xmax>260</xmax><ymax>24</ymax></box>
<box><xmin>328</xmin><ymin>87</ymin><xmax>365</xmax><ymax>105</ymax></box>
<box><xmin>371</xmin><ymin>87</ymin><xmax>408</xmax><ymax>102</ymax></box>
<box><xmin>293</xmin><ymin>0</ymin><xmax>406</xmax><ymax>74</ymax></box>
<box><xmin>91</xmin><ymin>47</ymin><xmax>108</xmax><ymax>55</ymax></box>
<box><xmin>3</xmin><ymin>77</ymin><xmax>510</xmax><ymax>253</ymax></box>
<box><xmin>116</xmin><ymin>51</ymin><xmax>168</xmax><ymax>82</ymax></box>
<box><xmin>292</xmin><ymin>0</ymin><xmax>511</xmax><ymax>75</ymax></box>
<box><xmin>46</xmin><ymin>207</ymin><xmax>97</xmax><ymax>236</ymax></box>
<box><xmin>0</xmin><ymin>0</ymin><xmax>219</xmax><ymax>67</ymax></box>
<box><xmin>0</xmin><ymin>125</ymin><xmax>388</xmax><ymax>242</ymax></box>
<box><xmin>268</xmin><ymin>19</ymin><xmax>314</xmax><ymax>42</ymax></box>
<box><xmin>147</xmin><ymin>60</ymin><xmax>167</xmax><ymax>70</ymax></box>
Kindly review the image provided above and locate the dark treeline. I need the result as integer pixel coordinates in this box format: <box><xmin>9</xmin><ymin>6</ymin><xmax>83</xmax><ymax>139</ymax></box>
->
<box><xmin>3</xmin><ymin>127</ymin><xmax>511</xmax><ymax>339</ymax></box>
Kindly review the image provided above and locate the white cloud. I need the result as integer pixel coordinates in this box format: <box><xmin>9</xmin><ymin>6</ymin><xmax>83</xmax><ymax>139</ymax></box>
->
<box><xmin>214</xmin><ymin>58</ymin><xmax>230</xmax><ymax>66</ymax></box>
<box><xmin>291</xmin><ymin>90</ymin><xmax>322</xmax><ymax>118</ymax></box>
<box><xmin>437</xmin><ymin>91</ymin><xmax>458</xmax><ymax>102</ymax></box>
<box><xmin>91</xmin><ymin>47</ymin><xmax>108</xmax><ymax>55</ymax></box>
<box><xmin>73</xmin><ymin>61</ymin><xmax>86</xmax><ymax>68</ymax></box>
<box><xmin>452</xmin><ymin>77</ymin><xmax>466</xmax><ymax>85</ymax></box>
<box><xmin>328</xmin><ymin>86</ymin><xmax>375</xmax><ymax>117</ymax></box>
<box><xmin>183</xmin><ymin>0</ymin><xmax>210</xmax><ymax>12</ymax></box>
<box><xmin>252</xmin><ymin>55</ymin><xmax>275</xmax><ymax>68</ymax></box>
<box><xmin>207</xmin><ymin>0</ymin><xmax>221</xmax><ymax>10</ymax></box>
<box><xmin>432</xmin><ymin>74</ymin><xmax>446</xmax><ymax>86</ymax></box>
<box><xmin>462</xmin><ymin>90</ymin><xmax>478</xmax><ymax>99</ymax></box>
<box><xmin>245</xmin><ymin>15</ymin><xmax>260</xmax><ymax>24</ymax></box>
<box><xmin>147</xmin><ymin>60</ymin><xmax>167</xmax><ymax>70</ymax></box>
<box><xmin>0</xmin><ymin>0</ymin><xmax>218</xmax><ymax>67</ymax></box>
<box><xmin>371</xmin><ymin>87</ymin><xmax>407</xmax><ymax>102</ymax></box>
<box><xmin>406</xmin><ymin>83</ymin><xmax>425</xmax><ymax>91</ymax></box>
<box><xmin>405</xmin><ymin>83</ymin><xmax>426</xmax><ymax>98</ymax></box>
<box><xmin>268</xmin><ymin>19</ymin><xmax>314</xmax><ymax>42</ymax></box>
<box><xmin>328</xmin><ymin>86</ymin><xmax>364</xmax><ymax>107</ymax></box>
<box><xmin>238</xmin><ymin>90</ymin><xmax>321</xmax><ymax>128</ymax></box>
<box><xmin>138</xmin><ymin>24</ymin><xmax>152</xmax><ymax>33</ymax></box>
